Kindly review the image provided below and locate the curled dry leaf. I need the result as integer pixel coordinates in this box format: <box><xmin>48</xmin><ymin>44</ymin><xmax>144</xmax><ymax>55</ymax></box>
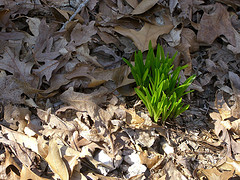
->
<box><xmin>92</xmin><ymin>45</ymin><xmax>122</xmax><ymax>67</ymax></box>
<box><xmin>37</xmin><ymin>108</ymin><xmax>70</xmax><ymax>130</ymax></box>
<box><xmin>229</xmin><ymin>72</ymin><xmax>240</xmax><ymax>118</ymax></box>
<box><xmin>218</xmin><ymin>157</ymin><xmax>240</xmax><ymax>176</ymax></box>
<box><xmin>75</xmin><ymin>44</ymin><xmax>102</xmax><ymax>67</ymax></box>
<box><xmin>214</xmin><ymin>90</ymin><xmax>231</xmax><ymax>120</ymax></box>
<box><xmin>125</xmin><ymin>0</ymin><xmax>138</xmax><ymax>8</ymax></box>
<box><xmin>230</xmin><ymin>119</ymin><xmax>240</xmax><ymax>135</ymax></box>
<box><xmin>163</xmin><ymin>26</ymin><xmax>182</xmax><ymax>47</ymax></box>
<box><xmin>0</xmin><ymin>125</ymin><xmax>39</xmax><ymax>154</ymax></box>
<box><xmin>139</xmin><ymin>150</ymin><xmax>163</xmax><ymax>169</ymax></box>
<box><xmin>45</xmin><ymin>138</ymin><xmax>69</xmax><ymax>180</ymax></box>
<box><xmin>21</xmin><ymin>164</ymin><xmax>49</xmax><ymax>180</ymax></box>
<box><xmin>2</xmin><ymin>148</ymin><xmax>21</xmax><ymax>178</ymax></box>
<box><xmin>227</xmin><ymin>29</ymin><xmax>240</xmax><ymax>54</ymax></box>
<box><xmin>162</xmin><ymin>161</ymin><xmax>186</xmax><ymax>180</ymax></box>
<box><xmin>26</xmin><ymin>17</ymin><xmax>41</xmax><ymax>37</ymax></box>
<box><xmin>43</xmin><ymin>74</ymin><xmax>70</xmax><ymax>94</ymax></box>
<box><xmin>210</xmin><ymin>111</ymin><xmax>240</xmax><ymax>156</ymax></box>
<box><xmin>97</xmin><ymin>28</ymin><xmax>120</xmax><ymax>45</ymax></box>
<box><xmin>200</xmin><ymin>59</ymin><xmax>228</xmax><ymax>87</ymax></box>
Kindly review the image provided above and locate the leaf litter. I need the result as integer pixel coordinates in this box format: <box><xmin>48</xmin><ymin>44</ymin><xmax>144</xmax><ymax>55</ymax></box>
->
<box><xmin>0</xmin><ymin>0</ymin><xmax>239</xmax><ymax>179</ymax></box>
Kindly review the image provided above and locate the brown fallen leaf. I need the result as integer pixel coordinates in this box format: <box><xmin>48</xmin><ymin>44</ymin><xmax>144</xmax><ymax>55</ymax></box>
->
<box><xmin>131</xmin><ymin>0</ymin><xmax>159</xmax><ymax>15</ymax></box>
<box><xmin>0</xmin><ymin>32</ymin><xmax>25</xmax><ymax>41</ymax></box>
<box><xmin>45</xmin><ymin>138</ymin><xmax>69</xmax><ymax>180</ymax></box>
<box><xmin>4</xmin><ymin>148</ymin><xmax>21</xmax><ymax>178</ymax></box>
<box><xmin>218</xmin><ymin>157</ymin><xmax>240</xmax><ymax>176</ymax></box>
<box><xmin>210</xmin><ymin>111</ymin><xmax>240</xmax><ymax>156</ymax></box>
<box><xmin>214</xmin><ymin>90</ymin><xmax>231</xmax><ymax>120</ymax></box>
<box><xmin>114</xmin><ymin>22</ymin><xmax>173</xmax><ymax>51</ymax></box>
<box><xmin>20</xmin><ymin>164</ymin><xmax>49</xmax><ymax>180</ymax></box>
<box><xmin>71</xmin><ymin>170</ymin><xmax>88</xmax><ymax>180</ymax></box>
<box><xmin>227</xmin><ymin>29</ymin><xmax>240</xmax><ymax>54</ymax></box>
<box><xmin>71</xmin><ymin>21</ymin><xmax>97</xmax><ymax>46</ymax></box>
<box><xmin>92</xmin><ymin>45</ymin><xmax>122</xmax><ymax>68</ymax></box>
<box><xmin>75</xmin><ymin>44</ymin><xmax>102</xmax><ymax>67</ymax></box>
<box><xmin>125</xmin><ymin>108</ymin><xmax>145</xmax><ymax>128</ymax></box>
<box><xmin>198</xmin><ymin>167</ymin><xmax>234</xmax><ymax>180</ymax></box>
<box><xmin>60</xmin><ymin>86</ymin><xmax>112</xmax><ymax>122</ymax></box>
<box><xmin>175</xmin><ymin>28</ymin><xmax>199</xmax><ymax>75</ymax></box>
<box><xmin>139</xmin><ymin>150</ymin><xmax>163</xmax><ymax>169</ymax></box>
<box><xmin>230</xmin><ymin>119</ymin><xmax>240</xmax><ymax>135</ymax></box>
<box><xmin>197</xmin><ymin>3</ymin><xmax>236</xmax><ymax>45</ymax></box>
<box><xmin>0</xmin><ymin>125</ymin><xmax>39</xmax><ymax>154</ymax></box>
<box><xmin>26</xmin><ymin>17</ymin><xmax>41</xmax><ymax>37</ymax></box>
<box><xmin>178</xmin><ymin>0</ymin><xmax>204</xmax><ymax>19</ymax></box>
<box><xmin>42</xmin><ymin>74</ymin><xmax>70</xmax><ymax>94</ymax></box>
<box><xmin>0</xmin><ymin>9</ymin><xmax>11</xmax><ymax>27</ymax></box>
<box><xmin>229</xmin><ymin>72</ymin><xmax>240</xmax><ymax>118</ymax></box>
<box><xmin>216</xmin><ymin>0</ymin><xmax>240</xmax><ymax>8</ymax></box>
<box><xmin>66</xmin><ymin>63</ymin><xmax>131</xmax><ymax>88</ymax></box>
<box><xmin>32</xmin><ymin>19</ymin><xmax>60</xmax><ymax>63</ymax></box>
<box><xmin>33</xmin><ymin>60</ymin><xmax>59</xmax><ymax>81</ymax></box>
<box><xmin>125</xmin><ymin>0</ymin><xmax>138</xmax><ymax>8</ymax></box>
<box><xmin>97</xmin><ymin>28</ymin><xmax>120</xmax><ymax>45</ymax></box>
<box><xmin>0</xmin><ymin>47</ymin><xmax>37</xmax><ymax>88</ymax></box>
<box><xmin>163</xmin><ymin>161</ymin><xmax>186</xmax><ymax>180</ymax></box>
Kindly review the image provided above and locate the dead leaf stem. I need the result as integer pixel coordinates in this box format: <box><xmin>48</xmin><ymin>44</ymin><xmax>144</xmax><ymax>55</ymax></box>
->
<box><xmin>60</xmin><ymin>0</ymin><xmax>90</xmax><ymax>31</ymax></box>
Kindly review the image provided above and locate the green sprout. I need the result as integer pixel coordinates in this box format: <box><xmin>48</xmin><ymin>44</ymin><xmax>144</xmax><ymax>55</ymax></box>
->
<box><xmin>123</xmin><ymin>42</ymin><xmax>195</xmax><ymax>123</ymax></box>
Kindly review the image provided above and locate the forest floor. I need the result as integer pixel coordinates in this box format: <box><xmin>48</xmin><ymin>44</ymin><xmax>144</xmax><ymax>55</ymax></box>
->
<box><xmin>0</xmin><ymin>0</ymin><xmax>239</xmax><ymax>179</ymax></box>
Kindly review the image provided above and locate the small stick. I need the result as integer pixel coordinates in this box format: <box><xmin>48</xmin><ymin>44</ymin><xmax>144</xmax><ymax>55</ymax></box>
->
<box><xmin>60</xmin><ymin>0</ymin><xmax>90</xmax><ymax>31</ymax></box>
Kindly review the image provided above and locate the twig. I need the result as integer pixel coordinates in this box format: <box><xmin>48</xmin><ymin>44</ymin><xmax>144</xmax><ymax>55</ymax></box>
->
<box><xmin>60</xmin><ymin>0</ymin><xmax>90</xmax><ymax>31</ymax></box>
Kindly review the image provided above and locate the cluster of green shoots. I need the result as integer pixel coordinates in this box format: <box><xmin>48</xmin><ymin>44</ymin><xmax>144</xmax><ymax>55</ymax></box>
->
<box><xmin>123</xmin><ymin>42</ymin><xmax>195</xmax><ymax>123</ymax></box>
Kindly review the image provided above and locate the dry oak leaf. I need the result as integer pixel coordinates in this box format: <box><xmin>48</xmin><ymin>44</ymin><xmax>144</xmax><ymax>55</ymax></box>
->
<box><xmin>125</xmin><ymin>0</ymin><xmax>138</xmax><ymax>8</ymax></box>
<box><xmin>199</xmin><ymin>167</ymin><xmax>234</xmax><ymax>180</ymax></box>
<box><xmin>0</xmin><ymin>76</ymin><xmax>24</xmax><ymax>104</ymax></box>
<box><xmin>3</xmin><ymin>148</ymin><xmax>21</xmax><ymax>178</ymax></box>
<box><xmin>21</xmin><ymin>164</ymin><xmax>49</xmax><ymax>180</ymax></box>
<box><xmin>45</xmin><ymin>139</ymin><xmax>69</xmax><ymax>180</ymax></box>
<box><xmin>175</xmin><ymin>28</ymin><xmax>199</xmax><ymax>75</ymax></box>
<box><xmin>33</xmin><ymin>59</ymin><xmax>59</xmax><ymax>81</ymax></box>
<box><xmin>60</xmin><ymin>86</ymin><xmax>112</xmax><ymax>122</ymax></box>
<box><xmin>227</xmin><ymin>29</ymin><xmax>240</xmax><ymax>54</ymax></box>
<box><xmin>197</xmin><ymin>3</ymin><xmax>236</xmax><ymax>45</ymax></box>
<box><xmin>0</xmin><ymin>125</ymin><xmax>39</xmax><ymax>154</ymax></box>
<box><xmin>131</xmin><ymin>0</ymin><xmax>158</xmax><ymax>15</ymax></box>
<box><xmin>210</xmin><ymin>112</ymin><xmax>240</xmax><ymax>156</ymax></box>
<box><xmin>71</xmin><ymin>21</ymin><xmax>97</xmax><ymax>46</ymax></box>
<box><xmin>229</xmin><ymin>71</ymin><xmax>240</xmax><ymax>118</ymax></box>
<box><xmin>214</xmin><ymin>90</ymin><xmax>231</xmax><ymax>120</ymax></box>
<box><xmin>114</xmin><ymin>22</ymin><xmax>173</xmax><ymax>51</ymax></box>
<box><xmin>0</xmin><ymin>47</ymin><xmax>36</xmax><ymax>87</ymax></box>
